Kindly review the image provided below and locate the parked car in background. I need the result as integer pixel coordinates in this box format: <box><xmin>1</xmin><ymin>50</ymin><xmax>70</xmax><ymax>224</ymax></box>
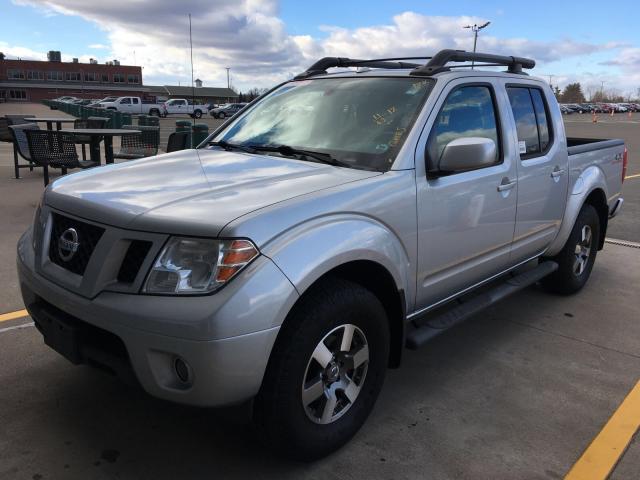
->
<box><xmin>52</xmin><ymin>96</ymin><xmax>79</xmax><ymax>103</ymax></box>
<box><xmin>161</xmin><ymin>99</ymin><xmax>209</xmax><ymax>118</ymax></box>
<box><xmin>19</xmin><ymin>49</ymin><xmax>627</xmax><ymax>460</ymax></box>
<box><xmin>566</xmin><ymin>103</ymin><xmax>589</xmax><ymax>113</ymax></box>
<box><xmin>210</xmin><ymin>103</ymin><xmax>247</xmax><ymax>119</ymax></box>
<box><xmin>96</xmin><ymin>96</ymin><xmax>164</xmax><ymax>116</ymax></box>
<box><xmin>559</xmin><ymin>104</ymin><xmax>573</xmax><ymax>114</ymax></box>
<box><xmin>88</xmin><ymin>96</ymin><xmax>118</xmax><ymax>107</ymax></box>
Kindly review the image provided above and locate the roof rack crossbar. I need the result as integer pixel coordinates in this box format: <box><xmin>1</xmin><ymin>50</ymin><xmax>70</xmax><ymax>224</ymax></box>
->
<box><xmin>410</xmin><ymin>49</ymin><xmax>535</xmax><ymax>76</ymax></box>
<box><xmin>294</xmin><ymin>57</ymin><xmax>427</xmax><ymax>79</ymax></box>
<box><xmin>293</xmin><ymin>49</ymin><xmax>535</xmax><ymax>80</ymax></box>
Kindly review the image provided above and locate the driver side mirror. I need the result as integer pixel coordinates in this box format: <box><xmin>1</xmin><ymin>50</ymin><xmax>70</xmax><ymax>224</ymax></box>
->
<box><xmin>434</xmin><ymin>137</ymin><xmax>497</xmax><ymax>173</ymax></box>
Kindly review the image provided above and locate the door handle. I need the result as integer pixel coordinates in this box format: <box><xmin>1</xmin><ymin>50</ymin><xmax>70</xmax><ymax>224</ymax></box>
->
<box><xmin>551</xmin><ymin>167</ymin><xmax>566</xmax><ymax>178</ymax></box>
<box><xmin>497</xmin><ymin>178</ymin><xmax>516</xmax><ymax>192</ymax></box>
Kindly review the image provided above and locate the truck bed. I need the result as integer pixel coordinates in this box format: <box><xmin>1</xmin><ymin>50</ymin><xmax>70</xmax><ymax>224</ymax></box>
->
<box><xmin>567</xmin><ymin>137</ymin><xmax>624</xmax><ymax>156</ymax></box>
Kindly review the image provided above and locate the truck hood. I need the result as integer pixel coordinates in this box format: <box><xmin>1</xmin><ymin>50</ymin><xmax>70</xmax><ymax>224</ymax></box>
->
<box><xmin>45</xmin><ymin>148</ymin><xmax>380</xmax><ymax>237</ymax></box>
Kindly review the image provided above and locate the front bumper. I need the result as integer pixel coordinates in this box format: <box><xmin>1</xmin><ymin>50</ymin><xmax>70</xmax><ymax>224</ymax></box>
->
<box><xmin>17</xmin><ymin>229</ymin><xmax>298</xmax><ymax>407</ymax></box>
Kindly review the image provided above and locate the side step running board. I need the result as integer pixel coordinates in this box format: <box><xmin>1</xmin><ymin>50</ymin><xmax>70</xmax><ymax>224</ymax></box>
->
<box><xmin>405</xmin><ymin>261</ymin><xmax>558</xmax><ymax>350</ymax></box>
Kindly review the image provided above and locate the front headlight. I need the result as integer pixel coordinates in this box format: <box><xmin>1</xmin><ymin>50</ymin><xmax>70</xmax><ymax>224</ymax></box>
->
<box><xmin>143</xmin><ymin>237</ymin><xmax>259</xmax><ymax>295</ymax></box>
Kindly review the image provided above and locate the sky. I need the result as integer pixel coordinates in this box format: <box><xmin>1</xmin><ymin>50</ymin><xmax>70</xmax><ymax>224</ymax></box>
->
<box><xmin>1</xmin><ymin>0</ymin><xmax>639</xmax><ymax>97</ymax></box>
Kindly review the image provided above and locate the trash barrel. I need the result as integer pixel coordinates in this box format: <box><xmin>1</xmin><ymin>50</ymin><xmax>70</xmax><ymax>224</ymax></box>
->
<box><xmin>122</xmin><ymin>113</ymin><xmax>132</xmax><ymax>126</ymax></box>
<box><xmin>146</xmin><ymin>115</ymin><xmax>159</xmax><ymax>127</ymax></box>
<box><xmin>112</xmin><ymin>111</ymin><xmax>123</xmax><ymax>129</ymax></box>
<box><xmin>175</xmin><ymin>120</ymin><xmax>192</xmax><ymax>147</ymax></box>
<box><xmin>191</xmin><ymin>123</ymin><xmax>209</xmax><ymax>148</ymax></box>
<box><xmin>137</xmin><ymin>115</ymin><xmax>147</xmax><ymax>126</ymax></box>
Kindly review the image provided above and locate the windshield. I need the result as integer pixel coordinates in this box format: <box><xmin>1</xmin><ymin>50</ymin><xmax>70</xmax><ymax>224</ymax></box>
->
<box><xmin>210</xmin><ymin>77</ymin><xmax>434</xmax><ymax>171</ymax></box>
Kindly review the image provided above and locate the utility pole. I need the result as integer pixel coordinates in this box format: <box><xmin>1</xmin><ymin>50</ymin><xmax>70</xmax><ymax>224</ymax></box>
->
<box><xmin>600</xmin><ymin>80</ymin><xmax>606</xmax><ymax>101</ymax></box>
<box><xmin>463</xmin><ymin>21</ymin><xmax>490</xmax><ymax>69</ymax></box>
<box><xmin>225</xmin><ymin>67</ymin><xmax>230</xmax><ymax>89</ymax></box>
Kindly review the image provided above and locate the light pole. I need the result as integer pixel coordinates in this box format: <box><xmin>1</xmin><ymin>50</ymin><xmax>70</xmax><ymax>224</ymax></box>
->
<box><xmin>225</xmin><ymin>67</ymin><xmax>230</xmax><ymax>89</ymax></box>
<box><xmin>463</xmin><ymin>21</ymin><xmax>491</xmax><ymax>69</ymax></box>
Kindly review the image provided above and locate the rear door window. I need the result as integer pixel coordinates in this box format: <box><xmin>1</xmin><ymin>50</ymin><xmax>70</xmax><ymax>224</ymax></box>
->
<box><xmin>506</xmin><ymin>88</ymin><xmax>539</xmax><ymax>155</ymax></box>
<box><xmin>507</xmin><ymin>86</ymin><xmax>553</xmax><ymax>157</ymax></box>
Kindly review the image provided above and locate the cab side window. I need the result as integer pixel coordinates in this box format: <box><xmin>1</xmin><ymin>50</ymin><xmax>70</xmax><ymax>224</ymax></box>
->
<box><xmin>507</xmin><ymin>86</ymin><xmax>553</xmax><ymax>158</ymax></box>
<box><xmin>427</xmin><ymin>85</ymin><xmax>501</xmax><ymax>169</ymax></box>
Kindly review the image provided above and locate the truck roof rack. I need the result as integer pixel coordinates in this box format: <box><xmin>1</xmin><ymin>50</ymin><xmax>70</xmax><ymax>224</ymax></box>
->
<box><xmin>410</xmin><ymin>49</ymin><xmax>535</xmax><ymax>75</ymax></box>
<box><xmin>294</xmin><ymin>49</ymin><xmax>535</xmax><ymax>79</ymax></box>
<box><xmin>294</xmin><ymin>57</ymin><xmax>430</xmax><ymax>79</ymax></box>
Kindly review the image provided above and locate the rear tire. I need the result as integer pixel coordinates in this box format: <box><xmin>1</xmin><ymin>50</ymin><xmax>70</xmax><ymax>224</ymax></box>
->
<box><xmin>254</xmin><ymin>277</ymin><xmax>389</xmax><ymax>461</ymax></box>
<box><xmin>193</xmin><ymin>110</ymin><xmax>202</xmax><ymax>119</ymax></box>
<box><xmin>217</xmin><ymin>112</ymin><xmax>226</xmax><ymax>119</ymax></box>
<box><xmin>542</xmin><ymin>204</ymin><xmax>600</xmax><ymax>295</ymax></box>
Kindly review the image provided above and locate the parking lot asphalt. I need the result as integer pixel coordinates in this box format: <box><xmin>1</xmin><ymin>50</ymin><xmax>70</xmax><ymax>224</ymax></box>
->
<box><xmin>1</xmin><ymin>104</ymin><xmax>639</xmax><ymax>479</ymax></box>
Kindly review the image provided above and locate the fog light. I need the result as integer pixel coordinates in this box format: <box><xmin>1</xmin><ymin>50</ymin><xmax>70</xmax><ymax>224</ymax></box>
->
<box><xmin>174</xmin><ymin>357</ymin><xmax>190</xmax><ymax>383</ymax></box>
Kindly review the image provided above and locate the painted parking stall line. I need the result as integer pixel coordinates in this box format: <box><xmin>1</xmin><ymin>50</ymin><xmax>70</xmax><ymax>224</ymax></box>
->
<box><xmin>565</xmin><ymin>380</ymin><xmax>640</xmax><ymax>480</ymax></box>
<box><xmin>0</xmin><ymin>309</ymin><xmax>29</xmax><ymax>323</ymax></box>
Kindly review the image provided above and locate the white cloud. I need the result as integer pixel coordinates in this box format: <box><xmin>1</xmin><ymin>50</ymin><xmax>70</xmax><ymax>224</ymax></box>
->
<box><xmin>88</xmin><ymin>43</ymin><xmax>109</xmax><ymax>49</ymax></box>
<box><xmin>5</xmin><ymin>2</ymin><xmax>633</xmax><ymax>94</ymax></box>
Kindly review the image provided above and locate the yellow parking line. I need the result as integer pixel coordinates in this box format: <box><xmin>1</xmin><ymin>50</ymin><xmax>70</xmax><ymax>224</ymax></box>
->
<box><xmin>565</xmin><ymin>380</ymin><xmax>640</xmax><ymax>480</ymax></box>
<box><xmin>0</xmin><ymin>309</ymin><xmax>29</xmax><ymax>323</ymax></box>
<box><xmin>625</xmin><ymin>173</ymin><xmax>640</xmax><ymax>180</ymax></box>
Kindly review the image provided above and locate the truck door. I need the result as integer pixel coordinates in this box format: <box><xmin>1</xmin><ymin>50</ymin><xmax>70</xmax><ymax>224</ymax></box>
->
<box><xmin>118</xmin><ymin>97</ymin><xmax>132</xmax><ymax>113</ymax></box>
<box><xmin>414</xmin><ymin>79</ymin><xmax>518</xmax><ymax>309</ymax></box>
<box><xmin>504</xmin><ymin>84</ymin><xmax>569</xmax><ymax>262</ymax></box>
<box><xmin>131</xmin><ymin>97</ymin><xmax>140</xmax><ymax>113</ymax></box>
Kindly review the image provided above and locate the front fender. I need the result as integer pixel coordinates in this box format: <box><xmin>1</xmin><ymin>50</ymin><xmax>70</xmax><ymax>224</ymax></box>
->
<box><xmin>545</xmin><ymin>165</ymin><xmax>608</xmax><ymax>256</ymax></box>
<box><xmin>261</xmin><ymin>214</ymin><xmax>413</xmax><ymax>312</ymax></box>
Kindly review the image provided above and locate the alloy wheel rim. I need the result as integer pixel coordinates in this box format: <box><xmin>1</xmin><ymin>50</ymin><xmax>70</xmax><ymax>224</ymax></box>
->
<box><xmin>573</xmin><ymin>225</ymin><xmax>592</xmax><ymax>276</ymax></box>
<box><xmin>301</xmin><ymin>324</ymin><xmax>369</xmax><ymax>424</ymax></box>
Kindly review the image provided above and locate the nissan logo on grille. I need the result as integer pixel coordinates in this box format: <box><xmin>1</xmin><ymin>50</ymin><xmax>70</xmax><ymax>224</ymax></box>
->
<box><xmin>58</xmin><ymin>228</ymin><xmax>80</xmax><ymax>261</ymax></box>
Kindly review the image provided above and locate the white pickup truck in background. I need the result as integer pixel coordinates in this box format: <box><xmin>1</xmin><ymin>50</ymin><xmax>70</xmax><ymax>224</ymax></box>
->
<box><xmin>97</xmin><ymin>96</ymin><xmax>163</xmax><ymax>116</ymax></box>
<box><xmin>161</xmin><ymin>99</ymin><xmax>209</xmax><ymax>118</ymax></box>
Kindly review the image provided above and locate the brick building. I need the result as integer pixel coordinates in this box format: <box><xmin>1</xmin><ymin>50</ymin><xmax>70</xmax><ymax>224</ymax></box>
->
<box><xmin>0</xmin><ymin>51</ymin><xmax>149</xmax><ymax>102</ymax></box>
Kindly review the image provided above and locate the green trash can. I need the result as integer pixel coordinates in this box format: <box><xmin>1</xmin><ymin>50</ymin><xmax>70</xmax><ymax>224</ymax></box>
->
<box><xmin>191</xmin><ymin>123</ymin><xmax>209</xmax><ymax>148</ymax></box>
<box><xmin>176</xmin><ymin>120</ymin><xmax>192</xmax><ymax>147</ymax></box>
<box><xmin>146</xmin><ymin>115</ymin><xmax>159</xmax><ymax>127</ymax></box>
<box><xmin>112</xmin><ymin>111</ymin><xmax>123</xmax><ymax>129</ymax></box>
<box><xmin>138</xmin><ymin>115</ymin><xmax>147</xmax><ymax>126</ymax></box>
<box><xmin>122</xmin><ymin>113</ymin><xmax>132</xmax><ymax>126</ymax></box>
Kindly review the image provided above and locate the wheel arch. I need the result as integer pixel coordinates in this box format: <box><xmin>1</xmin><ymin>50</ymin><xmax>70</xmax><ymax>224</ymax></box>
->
<box><xmin>273</xmin><ymin>260</ymin><xmax>407</xmax><ymax>369</ymax></box>
<box><xmin>546</xmin><ymin>165</ymin><xmax>609</xmax><ymax>256</ymax></box>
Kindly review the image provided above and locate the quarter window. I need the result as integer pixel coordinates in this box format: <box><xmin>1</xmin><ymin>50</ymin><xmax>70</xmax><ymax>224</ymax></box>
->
<box><xmin>427</xmin><ymin>85</ymin><xmax>501</xmax><ymax>168</ymax></box>
<box><xmin>507</xmin><ymin>87</ymin><xmax>553</xmax><ymax>157</ymax></box>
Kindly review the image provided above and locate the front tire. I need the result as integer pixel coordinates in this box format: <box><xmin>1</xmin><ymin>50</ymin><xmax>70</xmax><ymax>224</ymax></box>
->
<box><xmin>217</xmin><ymin>112</ymin><xmax>226</xmax><ymax>119</ymax></box>
<box><xmin>254</xmin><ymin>278</ymin><xmax>389</xmax><ymax>460</ymax></box>
<box><xmin>542</xmin><ymin>204</ymin><xmax>600</xmax><ymax>294</ymax></box>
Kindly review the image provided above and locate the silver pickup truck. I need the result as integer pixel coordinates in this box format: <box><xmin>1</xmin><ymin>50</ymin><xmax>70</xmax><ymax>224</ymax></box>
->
<box><xmin>17</xmin><ymin>50</ymin><xmax>626</xmax><ymax>460</ymax></box>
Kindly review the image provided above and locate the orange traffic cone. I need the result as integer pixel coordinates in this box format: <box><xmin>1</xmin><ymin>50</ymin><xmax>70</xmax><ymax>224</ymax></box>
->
<box><xmin>610</xmin><ymin>108</ymin><xmax>614</xmax><ymax>117</ymax></box>
<box><xmin>592</xmin><ymin>111</ymin><xmax>598</xmax><ymax>123</ymax></box>
<box><xmin>628</xmin><ymin>111</ymin><xmax>632</xmax><ymax>119</ymax></box>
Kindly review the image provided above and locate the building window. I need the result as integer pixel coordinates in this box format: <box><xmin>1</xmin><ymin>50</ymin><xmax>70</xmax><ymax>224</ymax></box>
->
<box><xmin>7</xmin><ymin>69</ymin><xmax>25</xmax><ymax>80</ymax></box>
<box><xmin>101</xmin><ymin>73</ymin><xmax>110</xmax><ymax>82</ymax></box>
<box><xmin>113</xmin><ymin>73</ymin><xmax>125</xmax><ymax>83</ymax></box>
<box><xmin>127</xmin><ymin>74</ymin><xmax>140</xmax><ymax>84</ymax></box>
<box><xmin>65</xmin><ymin>72</ymin><xmax>81</xmax><ymax>82</ymax></box>
<box><xmin>27</xmin><ymin>71</ymin><xmax>45</xmax><ymax>81</ymax></box>
<box><xmin>9</xmin><ymin>89</ymin><xmax>28</xmax><ymax>100</ymax></box>
<box><xmin>84</xmin><ymin>72</ymin><xmax>98</xmax><ymax>82</ymax></box>
<box><xmin>46</xmin><ymin>71</ymin><xmax>63</xmax><ymax>81</ymax></box>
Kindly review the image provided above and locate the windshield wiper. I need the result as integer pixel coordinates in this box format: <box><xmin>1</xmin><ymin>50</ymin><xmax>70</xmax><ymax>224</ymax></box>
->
<box><xmin>209</xmin><ymin>140</ymin><xmax>256</xmax><ymax>154</ymax></box>
<box><xmin>249</xmin><ymin>144</ymin><xmax>351</xmax><ymax>168</ymax></box>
